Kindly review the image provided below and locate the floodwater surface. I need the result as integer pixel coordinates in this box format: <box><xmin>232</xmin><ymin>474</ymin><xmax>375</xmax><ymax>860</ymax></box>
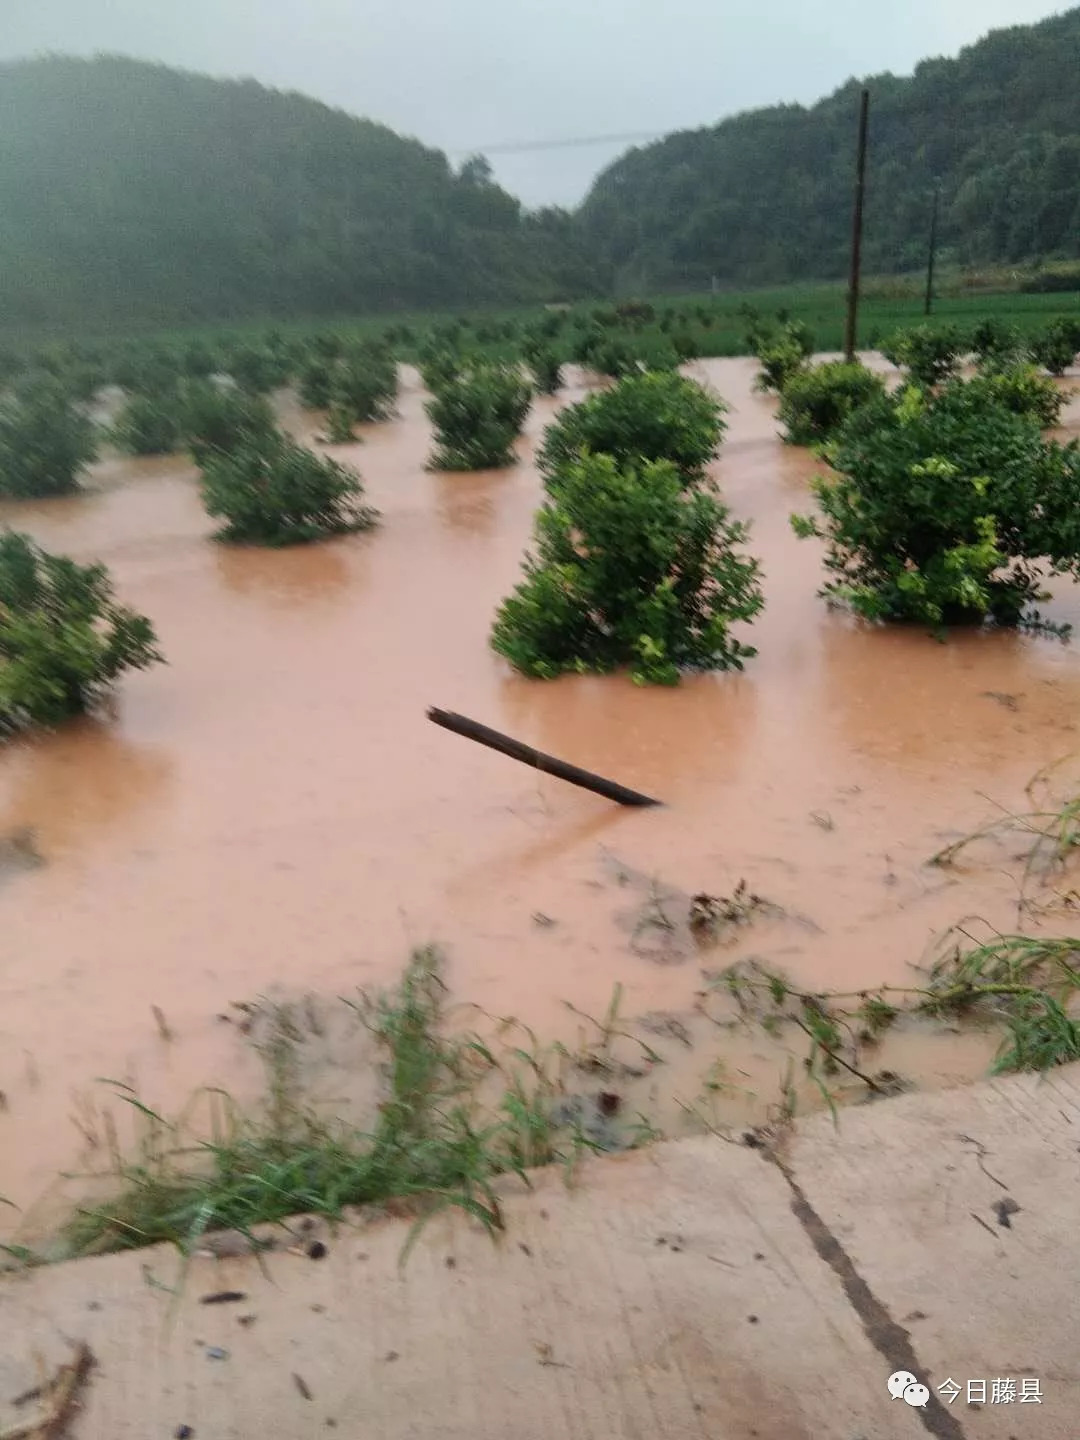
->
<box><xmin>2</xmin><ymin>358</ymin><xmax>1080</xmax><ymax>1233</ymax></box>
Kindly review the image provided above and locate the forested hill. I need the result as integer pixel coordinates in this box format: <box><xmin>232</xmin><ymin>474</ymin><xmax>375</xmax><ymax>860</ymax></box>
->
<box><xmin>0</xmin><ymin>55</ymin><xmax>597</xmax><ymax>328</ymax></box>
<box><xmin>578</xmin><ymin>8</ymin><xmax>1080</xmax><ymax>293</ymax></box>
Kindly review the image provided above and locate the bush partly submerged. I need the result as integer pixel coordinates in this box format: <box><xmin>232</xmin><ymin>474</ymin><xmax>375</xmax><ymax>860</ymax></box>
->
<box><xmin>778</xmin><ymin>361</ymin><xmax>885</xmax><ymax>446</ymax></box>
<box><xmin>792</xmin><ymin>380</ymin><xmax>1080</xmax><ymax>628</ymax></box>
<box><xmin>492</xmin><ymin>451</ymin><xmax>762</xmax><ymax>685</ymax></box>
<box><xmin>538</xmin><ymin>370</ymin><xmax>726</xmax><ymax>489</ymax></box>
<box><xmin>0</xmin><ymin>530</ymin><xmax>162</xmax><ymax>733</ymax></box>
<box><xmin>199</xmin><ymin>432</ymin><xmax>378</xmax><ymax>545</ymax></box>
<box><xmin>425</xmin><ymin>364</ymin><xmax>531</xmax><ymax>470</ymax></box>
<box><xmin>0</xmin><ymin>382</ymin><xmax>97</xmax><ymax>498</ymax></box>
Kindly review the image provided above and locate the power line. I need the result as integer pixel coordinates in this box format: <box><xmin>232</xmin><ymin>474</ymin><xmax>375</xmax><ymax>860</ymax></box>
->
<box><xmin>446</xmin><ymin>129</ymin><xmax>666</xmax><ymax>157</ymax></box>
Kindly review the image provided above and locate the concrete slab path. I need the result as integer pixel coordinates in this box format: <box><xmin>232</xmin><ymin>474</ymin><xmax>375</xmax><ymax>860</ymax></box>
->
<box><xmin>2</xmin><ymin>1065</ymin><xmax>1078</xmax><ymax>1439</ymax></box>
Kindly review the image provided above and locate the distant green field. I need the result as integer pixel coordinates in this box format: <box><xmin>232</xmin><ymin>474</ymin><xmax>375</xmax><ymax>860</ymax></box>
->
<box><xmin>3</xmin><ymin>273</ymin><xmax>1078</xmax><ymax>362</ymax></box>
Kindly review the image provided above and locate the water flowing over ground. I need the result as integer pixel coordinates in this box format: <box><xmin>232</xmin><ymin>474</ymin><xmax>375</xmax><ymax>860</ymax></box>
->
<box><xmin>2</xmin><ymin>358</ymin><xmax>1079</xmax><ymax>1237</ymax></box>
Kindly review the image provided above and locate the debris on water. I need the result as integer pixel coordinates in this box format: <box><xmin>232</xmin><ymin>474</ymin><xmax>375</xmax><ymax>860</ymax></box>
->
<box><xmin>637</xmin><ymin>1011</ymin><xmax>693</xmax><ymax>1046</ymax></box>
<box><xmin>981</xmin><ymin>690</ymin><xmax>1021</xmax><ymax>711</ymax></box>
<box><xmin>175</xmin><ymin>1427</ymin><xmax>194</xmax><ymax>1439</ymax></box>
<box><xmin>993</xmin><ymin>1196</ymin><xmax>1021</xmax><ymax>1228</ymax></box>
<box><xmin>531</xmin><ymin>912</ymin><xmax>556</xmax><ymax>927</ymax></box>
<box><xmin>597</xmin><ymin>1091</ymin><xmax>621</xmax><ymax>1116</ymax></box>
<box><xmin>199</xmin><ymin>1290</ymin><xmax>247</xmax><ymax>1305</ymax></box>
<box><xmin>293</xmin><ymin>1374</ymin><xmax>313</xmax><ymax>1401</ymax></box>
<box><xmin>307</xmin><ymin>1240</ymin><xmax>328</xmax><ymax>1260</ymax></box>
<box><xmin>860</xmin><ymin>1070</ymin><xmax>912</xmax><ymax>1102</ymax></box>
<box><xmin>205</xmin><ymin>1347</ymin><xmax>230</xmax><ymax>1361</ymax></box>
<box><xmin>688</xmin><ymin>881</ymin><xmax>784</xmax><ymax>947</ymax></box>
<box><xmin>550</xmin><ymin>1094</ymin><xmax>625</xmax><ymax>1151</ymax></box>
<box><xmin>0</xmin><ymin>826</ymin><xmax>45</xmax><ymax>883</ymax></box>
<box><xmin>809</xmin><ymin>811</ymin><xmax>835</xmax><ymax>832</ymax></box>
<box><xmin>196</xmin><ymin>1229</ymin><xmax>271</xmax><ymax>1258</ymax></box>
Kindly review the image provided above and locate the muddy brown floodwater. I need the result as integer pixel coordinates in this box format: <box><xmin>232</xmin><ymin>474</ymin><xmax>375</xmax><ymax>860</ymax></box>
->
<box><xmin>2</xmin><ymin>357</ymin><xmax>1080</xmax><ymax>1239</ymax></box>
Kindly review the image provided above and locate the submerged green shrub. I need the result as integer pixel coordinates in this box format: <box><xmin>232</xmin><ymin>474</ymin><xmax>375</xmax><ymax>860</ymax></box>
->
<box><xmin>1027</xmin><ymin>320</ymin><xmax>1080</xmax><ymax>377</ymax></box>
<box><xmin>334</xmin><ymin>351</ymin><xmax>398</xmax><ymax>422</ymax></box>
<box><xmin>964</xmin><ymin>365</ymin><xmax>1067</xmax><ymax>429</ymax></box>
<box><xmin>792</xmin><ymin>381</ymin><xmax>1080</xmax><ymax>628</ymax></box>
<box><xmin>199</xmin><ymin>433</ymin><xmax>378</xmax><ymax>545</ymax></box>
<box><xmin>0</xmin><ymin>530</ymin><xmax>162</xmax><ymax>732</ymax></box>
<box><xmin>751</xmin><ymin>320</ymin><xmax>814</xmax><ymax>393</ymax></box>
<box><xmin>184</xmin><ymin>383</ymin><xmax>277</xmax><ymax>464</ymax></box>
<box><xmin>425</xmin><ymin>365</ymin><xmax>532</xmax><ymax>470</ymax></box>
<box><xmin>970</xmin><ymin>318</ymin><xmax>1023</xmax><ymax>367</ymax></box>
<box><xmin>528</xmin><ymin>349</ymin><xmax>563</xmax><ymax>395</ymax></box>
<box><xmin>538</xmin><ymin>371</ymin><xmax>726</xmax><ymax>489</ymax></box>
<box><xmin>881</xmin><ymin>324</ymin><xmax>966</xmax><ymax>387</ymax></box>
<box><xmin>491</xmin><ymin>452</ymin><xmax>762</xmax><ymax>685</ymax></box>
<box><xmin>777</xmin><ymin>362</ymin><xmax>885</xmax><ymax>446</ymax></box>
<box><xmin>113</xmin><ymin>388</ymin><xmax>188</xmax><ymax>455</ymax></box>
<box><xmin>298</xmin><ymin>359</ymin><xmax>335</xmax><ymax>409</ymax></box>
<box><xmin>418</xmin><ymin>348</ymin><xmax>463</xmax><ymax>392</ymax></box>
<box><xmin>0</xmin><ymin>382</ymin><xmax>97</xmax><ymax>498</ymax></box>
<box><xmin>227</xmin><ymin>345</ymin><xmax>290</xmax><ymax>395</ymax></box>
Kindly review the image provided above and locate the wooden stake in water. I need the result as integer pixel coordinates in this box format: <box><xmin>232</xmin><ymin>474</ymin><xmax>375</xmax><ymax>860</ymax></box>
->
<box><xmin>844</xmin><ymin>88</ymin><xmax>870</xmax><ymax>363</ymax></box>
<box><xmin>426</xmin><ymin>707</ymin><xmax>662</xmax><ymax>807</ymax></box>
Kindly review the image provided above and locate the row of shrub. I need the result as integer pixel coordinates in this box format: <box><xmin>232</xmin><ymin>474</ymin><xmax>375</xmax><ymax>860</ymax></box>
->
<box><xmin>745</xmin><ymin>320</ymin><xmax>1080</xmax><ymax>633</ymax></box>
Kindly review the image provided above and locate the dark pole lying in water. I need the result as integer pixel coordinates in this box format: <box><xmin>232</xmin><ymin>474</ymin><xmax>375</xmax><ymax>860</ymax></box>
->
<box><xmin>844</xmin><ymin>87</ymin><xmax>871</xmax><ymax>363</ymax></box>
<box><xmin>426</xmin><ymin>707</ymin><xmax>662</xmax><ymax>808</ymax></box>
<box><xmin>924</xmin><ymin>183</ymin><xmax>940</xmax><ymax>317</ymax></box>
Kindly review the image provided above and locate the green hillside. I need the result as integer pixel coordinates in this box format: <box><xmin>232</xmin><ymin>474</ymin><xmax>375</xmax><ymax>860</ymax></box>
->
<box><xmin>578</xmin><ymin>8</ymin><xmax>1080</xmax><ymax>292</ymax></box>
<box><xmin>0</xmin><ymin>55</ymin><xmax>597</xmax><ymax>328</ymax></box>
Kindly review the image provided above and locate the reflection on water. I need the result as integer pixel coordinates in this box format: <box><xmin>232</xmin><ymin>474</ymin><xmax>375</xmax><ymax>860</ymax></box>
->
<box><xmin>213</xmin><ymin>539</ymin><xmax>357</xmax><ymax>607</ymax></box>
<box><xmin>0</xmin><ymin>718</ymin><xmax>173</xmax><ymax>859</ymax></box>
<box><xmin>3</xmin><ymin>357</ymin><xmax>1080</xmax><ymax>1225</ymax></box>
<box><xmin>429</xmin><ymin>471</ymin><xmax>502</xmax><ymax>537</ymax></box>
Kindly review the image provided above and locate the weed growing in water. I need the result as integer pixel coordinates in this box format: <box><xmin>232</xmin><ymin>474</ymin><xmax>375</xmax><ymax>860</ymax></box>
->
<box><xmin>60</xmin><ymin>949</ymin><xmax>638</xmax><ymax>1261</ymax></box>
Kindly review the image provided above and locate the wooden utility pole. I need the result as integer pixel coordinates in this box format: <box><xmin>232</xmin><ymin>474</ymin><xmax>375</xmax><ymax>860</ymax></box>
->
<box><xmin>924</xmin><ymin>184</ymin><xmax>940</xmax><ymax>317</ymax></box>
<box><xmin>844</xmin><ymin>88</ymin><xmax>870</xmax><ymax>362</ymax></box>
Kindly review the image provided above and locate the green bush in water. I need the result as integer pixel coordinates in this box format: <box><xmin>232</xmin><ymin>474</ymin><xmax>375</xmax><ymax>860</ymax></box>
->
<box><xmin>113</xmin><ymin>388</ymin><xmax>189</xmax><ymax>455</ymax></box>
<box><xmin>881</xmin><ymin>324</ymin><xmax>966</xmax><ymax>387</ymax></box>
<box><xmin>298</xmin><ymin>359</ymin><xmax>335</xmax><ymax>409</ymax></box>
<box><xmin>425</xmin><ymin>365</ymin><xmax>532</xmax><ymax>470</ymax></box>
<box><xmin>1027</xmin><ymin>319</ymin><xmax>1080</xmax><ymax>377</ymax></box>
<box><xmin>0</xmin><ymin>530</ymin><xmax>162</xmax><ymax>732</ymax></box>
<box><xmin>750</xmin><ymin>319</ymin><xmax>814</xmax><ymax>393</ymax></box>
<box><xmin>0</xmin><ymin>381</ymin><xmax>97</xmax><ymax>498</ymax></box>
<box><xmin>334</xmin><ymin>350</ymin><xmax>398</xmax><ymax>422</ymax></box>
<box><xmin>199</xmin><ymin>432</ymin><xmax>378</xmax><ymax>545</ymax></box>
<box><xmin>777</xmin><ymin>362</ymin><xmax>885</xmax><ymax>446</ymax></box>
<box><xmin>528</xmin><ymin>349</ymin><xmax>563</xmax><ymax>395</ymax></box>
<box><xmin>538</xmin><ymin>370</ymin><xmax>726</xmax><ymax>489</ymax></box>
<box><xmin>227</xmin><ymin>345</ymin><xmax>291</xmax><ymax>395</ymax></box>
<box><xmin>184</xmin><ymin>383</ymin><xmax>277</xmax><ymax>464</ymax></box>
<box><xmin>964</xmin><ymin>364</ymin><xmax>1067</xmax><ymax>429</ymax></box>
<box><xmin>970</xmin><ymin>318</ymin><xmax>1023</xmax><ymax>367</ymax></box>
<box><xmin>491</xmin><ymin>451</ymin><xmax>762</xmax><ymax>686</ymax></box>
<box><xmin>791</xmin><ymin>380</ymin><xmax>1080</xmax><ymax>629</ymax></box>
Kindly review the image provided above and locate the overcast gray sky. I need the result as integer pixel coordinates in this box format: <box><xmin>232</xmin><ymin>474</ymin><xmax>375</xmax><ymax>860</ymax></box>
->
<box><xmin>3</xmin><ymin>0</ymin><xmax>1070</xmax><ymax>206</ymax></box>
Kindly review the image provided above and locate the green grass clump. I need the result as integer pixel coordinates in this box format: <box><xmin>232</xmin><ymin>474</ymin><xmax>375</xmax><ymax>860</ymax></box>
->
<box><xmin>63</xmin><ymin>949</ymin><xmax>604</xmax><ymax>1259</ymax></box>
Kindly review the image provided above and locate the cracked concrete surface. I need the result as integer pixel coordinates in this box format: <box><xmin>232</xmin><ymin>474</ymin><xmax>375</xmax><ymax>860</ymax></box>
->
<box><xmin>2</xmin><ymin>1066</ymin><xmax>1078</xmax><ymax>1438</ymax></box>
